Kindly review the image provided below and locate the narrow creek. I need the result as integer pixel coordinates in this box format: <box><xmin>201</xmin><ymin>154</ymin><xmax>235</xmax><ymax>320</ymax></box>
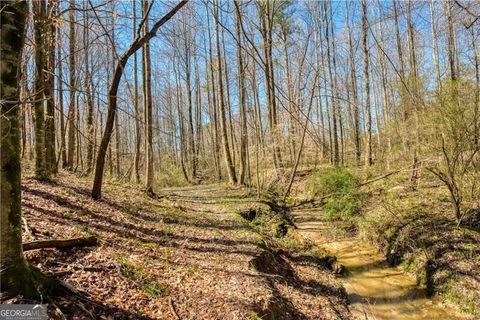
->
<box><xmin>291</xmin><ymin>208</ymin><xmax>467</xmax><ymax>320</ymax></box>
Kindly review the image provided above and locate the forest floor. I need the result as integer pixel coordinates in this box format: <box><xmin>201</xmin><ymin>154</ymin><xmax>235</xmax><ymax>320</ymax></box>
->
<box><xmin>2</xmin><ymin>170</ymin><xmax>351</xmax><ymax>319</ymax></box>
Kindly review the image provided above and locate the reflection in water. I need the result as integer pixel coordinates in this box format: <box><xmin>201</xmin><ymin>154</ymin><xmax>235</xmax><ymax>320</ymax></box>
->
<box><xmin>293</xmin><ymin>212</ymin><xmax>467</xmax><ymax>320</ymax></box>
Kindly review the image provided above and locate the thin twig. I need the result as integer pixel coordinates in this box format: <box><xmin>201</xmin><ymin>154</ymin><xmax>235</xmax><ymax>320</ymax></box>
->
<box><xmin>169</xmin><ymin>297</ymin><xmax>181</xmax><ymax>320</ymax></box>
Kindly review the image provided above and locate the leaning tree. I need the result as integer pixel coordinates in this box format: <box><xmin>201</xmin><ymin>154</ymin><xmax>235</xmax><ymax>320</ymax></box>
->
<box><xmin>91</xmin><ymin>0</ymin><xmax>188</xmax><ymax>199</ymax></box>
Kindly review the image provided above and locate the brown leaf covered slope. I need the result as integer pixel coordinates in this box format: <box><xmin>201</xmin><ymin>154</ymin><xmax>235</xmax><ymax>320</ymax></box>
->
<box><xmin>12</xmin><ymin>172</ymin><xmax>350</xmax><ymax>319</ymax></box>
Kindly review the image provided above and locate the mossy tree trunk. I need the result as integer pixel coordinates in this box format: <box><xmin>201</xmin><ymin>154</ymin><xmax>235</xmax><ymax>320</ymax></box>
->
<box><xmin>32</xmin><ymin>0</ymin><xmax>50</xmax><ymax>180</ymax></box>
<box><xmin>0</xmin><ymin>0</ymin><xmax>42</xmax><ymax>298</ymax></box>
<box><xmin>45</xmin><ymin>0</ymin><xmax>57</xmax><ymax>175</ymax></box>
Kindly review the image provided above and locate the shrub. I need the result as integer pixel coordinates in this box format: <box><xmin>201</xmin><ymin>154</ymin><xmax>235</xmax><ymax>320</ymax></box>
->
<box><xmin>306</xmin><ymin>167</ymin><xmax>362</xmax><ymax>222</ymax></box>
<box><xmin>154</xmin><ymin>164</ymin><xmax>188</xmax><ymax>188</ymax></box>
<box><xmin>425</xmin><ymin>80</ymin><xmax>480</xmax><ymax>225</ymax></box>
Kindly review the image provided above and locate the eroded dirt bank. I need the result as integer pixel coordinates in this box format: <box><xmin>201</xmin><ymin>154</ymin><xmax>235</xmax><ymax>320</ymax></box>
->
<box><xmin>291</xmin><ymin>208</ymin><xmax>471</xmax><ymax>320</ymax></box>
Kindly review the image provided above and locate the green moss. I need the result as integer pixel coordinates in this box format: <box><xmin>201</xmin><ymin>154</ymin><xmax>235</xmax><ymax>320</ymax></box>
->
<box><xmin>132</xmin><ymin>239</ymin><xmax>158</xmax><ymax>250</ymax></box>
<box><xmin>74</xmin><ymin>225</ymin><xmax>97</xmax><ymax>237</ymax></box>
<box><xmin>247</xmin><ymin>312</ymin><xmax>262</xmax><ymax>320</ymax></box>
<box><xmin>62</xmin><ymin>209</ymin><xmax>77</xmax><ymax>218</ymax></box>
<box><xmin>116</xmin><ymin>257</ymin><xmax>144</xmax><ymax>280</ymax></box>
<box><xmin>441</xmin><ymin>277</ymin><xmax>477</xmax><ymax>315</ymax></box>
<box><xmin>401</xmin><ymin>255</ymin><xmax>415</xmax><ymax>273</ymax></box>
<box><xmin>462</xmin><ymin>302</ymin><xmax>475</xmax><ymax>315</ymax></box>
<box><xmin>143</xmin><ymin>282</ymin><xmax>170</xmax><ymax>297</ymax></box>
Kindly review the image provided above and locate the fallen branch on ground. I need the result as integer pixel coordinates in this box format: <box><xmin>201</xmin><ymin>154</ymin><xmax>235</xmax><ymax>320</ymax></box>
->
<box><xmin>169</xmin><ymin>297</ymin><xmax>181</xmax><ymax>320</ymax></box>
<box><xmin>358</xmin><ymin>157</ymin><xmax>437</xmax><ymax>187</ymax></box>
<box><xmin>23</xmin><ymin>236</ymin><xmax>98</xmax><ymax>251</ymax></box>
<box><xmin>22</xmin><ymin>217</ymin><xmax>33</xmax><ymax>238</ymax></box>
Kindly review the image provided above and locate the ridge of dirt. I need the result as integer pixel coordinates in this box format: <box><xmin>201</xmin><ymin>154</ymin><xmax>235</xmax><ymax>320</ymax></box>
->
<box><xmin>2</xmin><ymin>171</ymin><xmax>351</xmax><ymax>319</ymax></box>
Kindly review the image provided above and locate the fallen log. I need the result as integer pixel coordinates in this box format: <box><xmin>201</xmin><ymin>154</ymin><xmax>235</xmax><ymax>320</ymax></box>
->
<box><xmin>23</xmin><ymin>236</ymin><xmax>98</xmax><ymax>251</ymax></box>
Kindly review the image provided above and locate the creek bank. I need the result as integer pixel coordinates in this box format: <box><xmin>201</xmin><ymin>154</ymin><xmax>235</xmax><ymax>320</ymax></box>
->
<box><xmin>358</xmin><ymin>183</ymin><xmax>479</xmax><ymax>317</ymax></box>
<box><xmin>276</xmin><ymin>165</ymin><xmax>479</xmax><ymax>318</ymax></box>
<box><xmin>238</xmin><ymin>200</ymin><xmax>345</xmax><ymax>276</ymax></box>
<box><xmin>235</xmin><ymin>201</ymin><xmax>351</xmax><ymax>319</ymax></box>
<box><xmin>289</xmin><ymin>166</ymin><xmax>479</xmax><ymax>318</ymax></box>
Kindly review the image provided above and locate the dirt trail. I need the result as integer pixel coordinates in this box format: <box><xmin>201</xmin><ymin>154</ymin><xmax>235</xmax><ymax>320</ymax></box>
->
<box><xmin>291</xmin><ymin>207</ymin><xmax>469</xmax><ymax>320</ymax></box>
<box><xmin>163</xmin><ymin>184</ymin><xmax>352</xmax><ymax>319</ymax></box>
<box><xmin>20</xmin><ymin>175</ymin><xmax>352</xmax><ymax>319</ymax></box>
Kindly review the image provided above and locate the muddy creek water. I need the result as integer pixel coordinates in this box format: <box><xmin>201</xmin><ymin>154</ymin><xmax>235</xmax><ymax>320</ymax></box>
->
<box><xmin>292</xmin><ymin>209</ymin><xmax>466</xmax><ymax>320</ymax></box>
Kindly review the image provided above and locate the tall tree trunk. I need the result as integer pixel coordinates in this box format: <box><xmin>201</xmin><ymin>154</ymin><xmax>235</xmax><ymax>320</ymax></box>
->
<box><xmin>205</xmin><ymin>1</ymin><xmax>221</xmax><ymax>180</ymax></box>
<box><xmin>213</xmin><ymin>0</ymin><xmax>237</xmax><ymax>184</ymax></box>
<box><xmin>142</xmin><ymin>0</ymin><xmax>154</xmax><ymax>194</ymax></box>
<box><xmin>362</xmin><ymin>0</ymin><xmax>372</xmax><ymax>166</ymax></box>
<box><xmin>84</xmin><ymin>2</ymin><xmax>94</xmax><ymax>174</ymax></box>
<box><xmin>250</xmin><ymin>44</ymin><xmax>265</xmax><ymax>151</ymax></box>
<box><xmin>20</xmin><ymin>70</ymin><xmax>27</xmax><ymax>159</ymax></box>
<box><xmin>45</xmin><ymin>0</ymin><xmax>57</xmax><ymax>174</ymax></box>
<box><xmin>472</xmin><ymin>27</ymin><xmax>479</xmax><ymax>146</ymax></box>
<box><xmin>75</xmin><ymin>94</ymin><xmax>83</xmax><ymax>172</ymax></box>
<box><xmin>110</xmin><ymin>8</ymin><xmax>121</xmax><ymax>178</ymax></box>
<box><xmin>324</xmin><ymin>2</ymin><xmax>339</xmax><ymax>166</ymax></box>
<box><xmin>317</xmin><ymin>10</ymin><xmax>333</xmax><ymax>162</ymax></box>
<box><xmin>406</xmin><ymin>0</ymin><xmax>420</xmax><ymax>144</ymax></box>
<box><xmin>346</xmin><ymin>1</ymin><xmax>361</xmax><ymax>166</ymax></box>
<box><xmin>221</xmin><ymin>23</ymin><xmax>237</xmax><ymax>169</ymax></box>
<box><xmin>1</xmin><ymin>0</ymin><xmax>41</xmax><ymax>298</ymax></box>
<box><xmin>430</xmin><ymin>0</ymin><xmax>442</xmax><ymax>93</ymax></box>
<box><xmin>194</xmin><ymin>54</ymin><xmax>203</xmax><ymax>163</ymax></box>
<box><xmin>57</xmin><ymin>24</ymin><xmax>67</xmax><ymax>169</ymax></box>
<box><xmin>67</xmin><ymin>0</ymin><xmax>76</xmax><ymax>170</ymax></box>
<box><xmin>182</xmin><ymin>12</ymin><xmax>197</xmax><ymax>181</ymax></box>
<box><xmin>446</xmin><ymin>0</ymin><xmax>457</xmax><ymax>81</ymax></box>
<box><xmin>281</xmin><ymin>21</ymin><xmax>295</xmax><ymax>164</ymax></box>
<box><xmin>132</xmin><ymin>0</ymin><xmax>141</xmax><ymax>183</ymax></box>
<box><xmin>313</xmin><ymin>11</ymin><xmax>326</xmax><ymax>161</ymax></box>
<box><xmin>234</xmin><ymin>2</ymin><xmax>248</xmax><ymax>185</ymax></box>
<box><xmin>259</xmin><ymin>1</ymin><xmax>283</xmax><ymax>169</ymax></box>
<box><xmin>376</xmin><ymin>1</ymin><xmax>392</xmax><ymax>169</ymax></box>
<box><xmin>174</xmin><ymin>57</ymin><xmax>190</xmax><ymax>184</ymax></box>
<box><xmin>33</xmin><ymin>0</ymin><xmax>49</xmax><ymax>180</ymax></box>
<box><xmin>203</xmin><ymin>42</ymin><xmax>218</xmax><ymax>176</ymax></box>
<box><xmin>393</xmin><ymin>0</ymin><xmax>405</xmax><ymax>80</ymax></box>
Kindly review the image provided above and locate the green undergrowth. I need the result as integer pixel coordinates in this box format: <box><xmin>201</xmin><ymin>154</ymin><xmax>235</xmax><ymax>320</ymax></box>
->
<box><xmin>155</xmin><ymin>164</ymin><xmax>188</xmax><ymax>188</ymax></box>
<box><xmin>306</xmin><ymin>167</ymin><xmax>365</xmax><ymax>228</ymax></box>
<box><xmin>116</xmin><ymin>255</ymin><xmax>171</xmax><ymax>297</ymax></box>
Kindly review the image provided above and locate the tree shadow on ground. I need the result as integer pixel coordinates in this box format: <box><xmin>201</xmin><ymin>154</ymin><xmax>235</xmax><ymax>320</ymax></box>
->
<box><xmin>0</xmin><ymin>293</ymin><xmax>153</xmax><ymax>320</ymax></box>
<box><xmin>248</xmin><ymin>248</ymin><xmax>348</xmax><ymax>319</ymax></box>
